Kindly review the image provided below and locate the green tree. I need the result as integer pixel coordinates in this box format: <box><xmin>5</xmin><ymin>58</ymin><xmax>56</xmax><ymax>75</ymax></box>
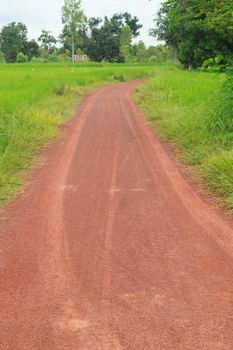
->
<box><xmin>152</xmin><ymin>0</ymin><xmax>233</xmax><ymax>68</ymax></box>
<box><xmin>0</xmin><ymin>22</ymin><xmax>28</xmax><ymax>63</ymax></box>
<box><xmin>87</xmin><ymin>17</ymin><xmax>119</xmax><ymax>62</ymax></box>
<box><xmin>147</xmin><ymin>45</ymin><xmax>170</xmax><ymax>62</ymax></box>
<box><xmin>38</xmin><ymin>30</ymin><xmax>56</xmax><ymax>52</ymax></box>
<box><xmin>87</xmin><ymin>13</ymin><xmax>142</xmax><ymax>62</ymax></box>
<box><xmin>134</xmin><ymin>40</ymin><xmax>147</xmax><ymax>62</ymax></box>
<box><xmin>59</xmin><ymin>23</ymin><xmax>88</xmax><ymax>54</ymax></box>
<box><xmin>24</xmin><ymin>39</ymin><xmax>40</xmax><ymax>60</ymax></box>
<box><xmin>120</xmin><ymin>25</ymin><xmax>132</xmax><ymax>62</ymax></box>
<box><xmin>62</xmin><ymin>0</ymin><xmax>86</xmax><ymax>60</ymax></box>
<box><xmin>0</xmin><ymin>51</ymin><xmax>5</xmax><ymax>63</ymax></box>
<box><xmin>110</xmin><ymin>13</ymin><xmax>142</xmax><ymax>38</ymax></box>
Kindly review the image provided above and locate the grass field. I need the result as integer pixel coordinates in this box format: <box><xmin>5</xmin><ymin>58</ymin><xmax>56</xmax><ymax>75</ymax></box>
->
<box><xmin>0</xmin><ymin>62</ymin><xmax>157</xmax><ymax>204</ymax></box>
<box><xmin>135</xmin><ymin>66</ymin><xmax>233</xmax><ymax>209</ymax></box>
<box><xmin>1</xmin><ymin>62</ymin><xmax>232</xmax><ymax>209</ymax></box>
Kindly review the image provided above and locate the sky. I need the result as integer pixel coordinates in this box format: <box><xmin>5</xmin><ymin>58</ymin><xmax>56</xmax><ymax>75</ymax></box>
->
<box><xmin>0</xmin><ymin>0</ymin><xmax>162</xmax><ymax>46</ymax></box>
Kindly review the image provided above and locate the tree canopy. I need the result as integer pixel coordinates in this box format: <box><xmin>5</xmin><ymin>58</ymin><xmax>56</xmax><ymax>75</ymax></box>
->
<box><xmin>86</xmin><ymin>13</ymin><xmax>142</xmax><ymax>62</ymax></box>
<box><xmin>62</xmin><ymin>0</ymin><xmax>86</xmax><ymax>58</ymax></box>
<box><xmin>38</xmin><ymin>30</ymin><xmax>57</xmax><ymax>51</ymax></box>
<box><xmin>152</xmin><ymin>0</ymin><xmax>233</xmax><ymax>68</ymax></box>
<box><xmin>120</xmin><ymin>26</ymin><xmax>132</xmax><ymax>62</ymax></box>
<box><xmin>0</xmin><ymin>0</ymin><xmax>158</xmax><ymax>64</ymax></box>
<box><xmin>0</xmin><ymin>22</ymin><xmax>28</xmax><ymax>63</ymax></box>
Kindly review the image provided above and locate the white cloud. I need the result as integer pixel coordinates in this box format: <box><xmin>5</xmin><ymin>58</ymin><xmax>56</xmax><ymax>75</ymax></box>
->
<box><xmin>0</xmin><ymin>0</ymin><xmax>161</xmax><ymax>45</ymax></box>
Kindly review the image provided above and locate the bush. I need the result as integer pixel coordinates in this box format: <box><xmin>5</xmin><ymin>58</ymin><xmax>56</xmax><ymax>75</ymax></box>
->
<box><xmin>226</xmin><ymin>57</ymin><xmax>233</xmax><ymax>69</ymax></box>
<box><xmin>202</xmin><ymin>55</ymin><xmax>227</xmax><ymax>72</ymax></box>
<box><xmin>202</xmin><ymin>58</ymin><xmax>214</xmax><ymax>69</ymax></box>
<box><xmin>60</xmin><ymin>54</ymin><xmax>70</xmax><ymax>62</ymax></box>
<box><xmin>53</xmin><ymin>84</ymin><xmax>68</xmax><ymax>96</ymax></box>
<box><xmin>16</xmin><ymin>53</ymin><xmax>28</xmax><ymax>63</ymax></box>
<box><xmin>215</xmin><ymin>55</ymin><xmax>224</xmax><ymax>65</ymax></box>
<box><xmin>0</xmin><ymin>51</ymin><xmax>5</xmax><ymax>63</ymax></box>
<box><xmin>30</xmin><ymin>56</ymin><xmax>44</xmax><ymax>63</ymax></box>
<box><xmin>47</xmin><ymin>54</ymin><xmax>62</xmax><ymax>62</ymax></box>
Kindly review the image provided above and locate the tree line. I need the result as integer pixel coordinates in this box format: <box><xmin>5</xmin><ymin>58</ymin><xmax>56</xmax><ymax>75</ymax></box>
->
<box><xmin>1</xmin><ymin>0</ymin><xmax>232</xmax><ymax>68</ymax></box>
<box><xmin>0</xmin><ymin>0</ymin><xmax>170</xmax><ymax>64</ymax></box>
<box><xmin>152</xmin><ymin>0</ymin><xmax>233</xmax><ymax>69</ymax></box>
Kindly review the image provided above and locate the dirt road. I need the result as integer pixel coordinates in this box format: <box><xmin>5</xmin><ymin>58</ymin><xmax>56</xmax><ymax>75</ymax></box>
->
<box><xmin>1</xmin><ymin>82</ymin><xmax>233</xmax><ymax>349</ymax></box>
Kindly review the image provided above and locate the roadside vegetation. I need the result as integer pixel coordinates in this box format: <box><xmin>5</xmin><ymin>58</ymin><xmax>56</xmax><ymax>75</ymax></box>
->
<box><xmin>152</xmin><ymin>0</ymin><xmax>233</xmax><ymax>69</ymax></box>
<box><xmin>136</xmin><ymin>0</ymin><xmax>233</xmax><ymax>209</ymax></box>
<box><xmin>0</xmin><ymin>62</ymin><xmax>157</xmax><ymax>204</ymax></box>
<box><xmin>136</xmin><ymin>65</ymin><xmax>233</xmax><ymax>209</ymax></box>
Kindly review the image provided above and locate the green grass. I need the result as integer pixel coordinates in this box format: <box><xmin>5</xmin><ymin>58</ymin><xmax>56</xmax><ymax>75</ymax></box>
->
<box><xmin>0</xmin><ymin>62</ymin><xmax>157</xmax><ymax>204</ymax></box>
<box><xmin>135</xmin><ymin>65</ymin><xmax>233</xmax><ymax>209</ymax></box>
<box><xmin>3</xmin><ymin>62</ymin><xmax>232</xmax><ymax>209</ymax></box>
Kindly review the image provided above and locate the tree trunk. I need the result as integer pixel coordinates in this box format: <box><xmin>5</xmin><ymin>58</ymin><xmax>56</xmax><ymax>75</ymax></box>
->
<box><xmin>72</xmin><ymin>34</ymin><xmax>75</xmax><ymax>62</ymax></box>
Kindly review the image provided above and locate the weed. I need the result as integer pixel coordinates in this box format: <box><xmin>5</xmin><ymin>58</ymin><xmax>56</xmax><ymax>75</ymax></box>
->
<box><xmin>53</xmin><ymin>84</ymin><xmax>67</xmax><ymax>96</ymax></box>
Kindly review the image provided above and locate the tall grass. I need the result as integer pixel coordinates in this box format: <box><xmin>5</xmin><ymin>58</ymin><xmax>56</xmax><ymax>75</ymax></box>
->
<box><xmin>0</xmin><ymin>62</ymin><xmax>156</xmax><ymax>204</ymax></box>
<box><xmin>199</xmin><ymin>74</ymin><xmax>233</xmax><ymax>207</ymax></box>
<box><xmin>136</xmin><ymin>66</ymin><xmax>233</xmax><ymax>209</ymax></box>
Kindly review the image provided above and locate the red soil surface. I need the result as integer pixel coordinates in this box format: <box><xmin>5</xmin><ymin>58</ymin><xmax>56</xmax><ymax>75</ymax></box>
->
<box><xmin>1</xmin><ymin>82</ymin><xmax>233</xmax><ymax>349</ymax></box>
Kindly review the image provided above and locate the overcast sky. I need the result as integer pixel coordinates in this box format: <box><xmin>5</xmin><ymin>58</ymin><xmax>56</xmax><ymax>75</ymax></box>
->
<box><xmin>0</xmin><ymin>0</ymin><xmax>161</xmax><ymax>46</ymax></box>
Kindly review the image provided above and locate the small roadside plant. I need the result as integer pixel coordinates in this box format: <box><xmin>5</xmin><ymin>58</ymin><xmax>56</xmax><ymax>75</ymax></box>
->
<box><xmin>201</xmin><ymin>55</ymin><xmax>227</xmax><ymax>72</ymax></box>
<box><xmin>53</xmin><ymin>84</ymin><xmax>68</xmax><ymax>96</ymax></box>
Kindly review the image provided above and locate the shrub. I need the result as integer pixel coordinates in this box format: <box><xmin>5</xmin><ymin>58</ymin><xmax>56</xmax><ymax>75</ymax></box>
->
<box><xmin>60</xmin><ymin>54</ymin><xmax>70</xmax><ymax>62</ymax></box>
<box><xmin>214</xmin><ymin>55</ymin><xmax>224</xmax><ymax>65</ymax></box>
<box><xmin>53</xmin><ymin>84</ymin><xmax>67</xmax><ymax>96</ymax></box>
<box><xmin>202</xmin><ymin>55</ymin><xmax>227</xmax><ymax>72</ymax></box>
<box><xmin>202</xmin><ymin>58</ymin><xmax>215</xmax><ymax>69</ymax></box>
<box><xmin>0</xmin><ymin>51</ymin><xmax>5</xmax><ymax>63</ymax></box>
<box><xmin>16</xmin><ymin>53</ymin><xmax>28</xmax><ymax>63</ymax></box>
<box><xmin>30</xmin><ymin>56</ymin><xmax>45</xmax><ymax>63</ymax></box>
<box><xmin>47</xmin><ymin>54</ymin><xmax>62</xmax><ymax>62</ymax></box>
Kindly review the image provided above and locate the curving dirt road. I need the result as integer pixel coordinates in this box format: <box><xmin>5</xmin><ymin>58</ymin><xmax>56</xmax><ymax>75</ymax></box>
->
<box><xmin>1</xmin><ymin>81</ymin><xmax>233</xmax><ymax>349</ymax></box>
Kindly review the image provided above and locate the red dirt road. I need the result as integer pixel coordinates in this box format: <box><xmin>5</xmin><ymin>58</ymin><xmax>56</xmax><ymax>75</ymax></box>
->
<box><xmin>1</xmin><ymin>82</ymin><xmax>233</xmax><ymax>349</ymax></box>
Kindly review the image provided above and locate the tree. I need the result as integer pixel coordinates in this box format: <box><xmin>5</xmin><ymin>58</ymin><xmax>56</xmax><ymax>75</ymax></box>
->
<box><xmin>0</xmin><ymin>22</ymin><xmax>28</xmax><ymax>63</ymax></box>
<box><xmin>152</xmin><ymin>0</ymin><xmax>233</xmax><ymax>68</ymax></box>
<box><xmin>147</xmin><ymin>45</ymin><xmax>170</xmax><ymax>62</ymax></box>
<box><xmin>86</xmin><ymin>13</ymin><xmax>142</xmax><ymax>62</ymax></box>
<box><xmin>87</xmin><ymin>17</ymin><xmax>120</xmax><ymax>62</ymax></box>
<box><xmin>59</xmin><ymin>23</ymin><xmax>88</xmax><ymax>54</ymax></box>
<box><xmin>109</xmin><ymin>13</ymin><xmax>142</xmax><ymax>38</ymax></box>
<box><xmin>0</xmin><ymin>51</ymin><xmax>5</xmax><ymax>63</ymax></box>
<box><xmin>62</xmin><ymin>0</ymin><xmax>86</xmax><ymax>60</ymax></box>
<box><xmin>24</xmin><ymin>39</ymin><xmax>40</xmax><ymax>60</ymax></box>
<box><xmin>134</xmin><ymin>40</ymin><xmax>147</xmax><ymax>62</ymax></box>
<box><xmin>120</xmin><ymin>25</ymin><xmax>132</xmax><ymax>62</ymax></box>
<box><xmin>38</xmin><ymin>30</ymin><xmax>56</xmax><ymax>52</ymax></box>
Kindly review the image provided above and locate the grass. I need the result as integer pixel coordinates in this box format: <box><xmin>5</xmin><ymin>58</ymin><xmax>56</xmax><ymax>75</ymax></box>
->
<box><xmin>135</xmin><ymin>65</ymin><xmax>233</xmax><ymax>209</ymax></box>
<box><xmin>3</xmin><ymin>61</ymin><xmax>232</xmax><ymax>209</ymax></box>
<box><xmin>0</xmin><ymin>61</ymin><xmax>157</xmax><ymax>204</ymax></box>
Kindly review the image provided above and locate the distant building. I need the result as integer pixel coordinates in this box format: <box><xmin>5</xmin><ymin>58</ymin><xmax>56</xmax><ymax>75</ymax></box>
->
<box><xmin>72</xmin><ymin>54</ymin><xmax>88</xmax><ymax>62</ymax></box>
